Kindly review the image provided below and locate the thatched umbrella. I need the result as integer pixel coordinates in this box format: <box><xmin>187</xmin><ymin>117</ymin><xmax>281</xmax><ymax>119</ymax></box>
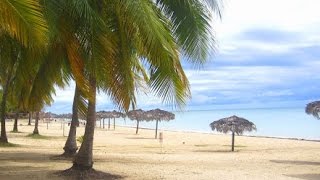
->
<box><xmin>110</xmin><ymin>110</ymin><xmax>125</xmax><ymax>130</ymax></box>
<box><xmin>305</xmin><ymin>101</ymin><xmax>320</xmax><ymax>119</ymax></box>
<box><xmin>127</xmin><ymin>109</ymin><xmax>146</xmax><ymax>134</ymax></box>
<box><xmin>145</xmin><ymin>109</ymin><xmax>175</xmax><ymax>139</ymax></box>
<box><xmin>210</xmin><ymin>115</ymin><xmax>256</xmax><ymax>151</ymax></box>
<box><xmin>96</xmin><ymin>111</ymin><xmax>112</xmax><ymax>129</ymax></box>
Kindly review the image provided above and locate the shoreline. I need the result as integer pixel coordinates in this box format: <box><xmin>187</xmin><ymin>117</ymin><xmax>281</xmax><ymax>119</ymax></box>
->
<box><xmin>116</xmin><ymin>124</ymin><xmax>320</xmax><ymax>142</ymax></box>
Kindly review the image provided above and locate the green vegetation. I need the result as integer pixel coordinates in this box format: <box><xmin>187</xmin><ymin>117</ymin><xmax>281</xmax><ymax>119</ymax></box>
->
<box><xmin>76</xmin><ymin>136</ymin><xmax>84</xmax><ymax>144</ymax></box>
<box><xmin>0</xmin><ymin>142</ymin><xmax>19</xmax><ymax>147</ymax></box>
<box><xmin>26</xmin><ymin>133</ymin><xmax>52</xmax><ymax>140</ymax></box>
<box><xmin>0</xmin><ymin>0</ymin><xmax>221</xmax><ymax>173</ymax></box>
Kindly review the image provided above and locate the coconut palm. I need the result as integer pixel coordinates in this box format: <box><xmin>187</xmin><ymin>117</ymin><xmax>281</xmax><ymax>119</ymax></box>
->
<box><xmin>62</xmin><ymin>85</ymin><xmax>88</xmax><ymax>156</ymax></box>
<box><xmin>210</xmin><ymin>115</ymin><xmax>256</xmax><ymax>151</ymax></box>
<box><xmin>305</xmin><ymin>101</ymin><xmax>320</xmax><ymax>119</ymax></box>
<box><xmin>0</xmin><ymin>0</ymin><xmax>48</xmax><ymax>143</ymax></box>
<box><xmin>37</xmin><ymin>0</ymin><xmax>221</xmax><ymax>174</ymax></box>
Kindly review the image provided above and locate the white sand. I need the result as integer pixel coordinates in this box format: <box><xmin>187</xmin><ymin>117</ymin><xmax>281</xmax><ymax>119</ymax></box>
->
<box><xmin>0</xmin><ymin>120</ymin><xmax>319</xmax><ymax>180</ymax></box>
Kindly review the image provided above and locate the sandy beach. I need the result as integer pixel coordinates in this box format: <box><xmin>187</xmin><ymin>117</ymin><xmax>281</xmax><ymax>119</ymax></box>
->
<box><xmin>0</xmin><ymin>120</ymin><xmax>319</xmax><ymax>180</ymax></box>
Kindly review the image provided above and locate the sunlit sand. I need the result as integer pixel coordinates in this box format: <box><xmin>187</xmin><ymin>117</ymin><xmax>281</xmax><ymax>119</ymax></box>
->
<box><xmin>0</xmin><ymin>120</ymin><xmax>319</xmax><ymax>180</ymax></box>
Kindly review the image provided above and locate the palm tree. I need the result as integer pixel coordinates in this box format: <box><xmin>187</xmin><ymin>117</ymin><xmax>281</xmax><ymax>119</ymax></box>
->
<box><xmin>0</xmin><ymin>0</ymin><xmax>48</xmax><ymax>143</ymax></box>
<box><xmin>35</xmin><ymin>0</ymin><xmax>221</xmax><ymax>174</ymax></box>
<box><xmin>62</xmin><ymin>84</ymin><xmax>88</xmax><ymax>156</ymax></box>
<box><xmin>70</xmin><ymin>0</ymin><xmax>221</xmax><ymax>172</ymax></box>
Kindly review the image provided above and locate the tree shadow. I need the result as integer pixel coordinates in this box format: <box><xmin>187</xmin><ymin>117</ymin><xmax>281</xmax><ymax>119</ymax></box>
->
<box><xmin>126</xmin><ymin>137</ymin><xmax>154</xmax><ymax>140</ymax></box>
<box><xmin>56</xmin><ymin>167</ymin><xmax>124</xmax><ymax>180</ymax></box>
<box><xmin>0</xmin><ymin>151</ymin><xmax>55</xmax><ymax>163</ymax></box>
<box><xmin>0</xmin><ymin>151</ymin><xmax>124</xmax><ymax>179</ymax></box>
<box><xmin>193</xmin><ymin>149</ymin><xmax>236</xmax><ymax>153</ymax></box>
<box><xmin>285</xmin><ymin>174</ymin><xmax>320</xmax><ymax>180</ymax></box>
<box><xmin>270</xmin><ymin>160</ymin><xmax>320</xmax><ymax>166</ymax></box>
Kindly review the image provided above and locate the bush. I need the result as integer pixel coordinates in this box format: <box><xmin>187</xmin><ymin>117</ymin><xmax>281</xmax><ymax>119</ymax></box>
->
<box><xmin>77</xmin><ymin>135</ymin><xmax>84</xmax><ymax>143</ymax></box>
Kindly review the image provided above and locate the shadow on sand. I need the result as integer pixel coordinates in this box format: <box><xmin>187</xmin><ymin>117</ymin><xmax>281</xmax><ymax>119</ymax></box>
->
<box><xmin>270</xmin><ymin>160</ymin><xmax>320</xmax><ymax>166</ymax></box>
<box><xmin>56</xmin><ymin>167</ymin><xmax>124</xmax><ymax>180</ymax></box>
<box><xmin>285</xmin><ymin>174</ymin><xmax>320</xmax><ymax>180</ymax></box>
<box><xmin>126</xmin><ymin>136</ymin><xmax>155</xmax><ymax>140</ymax></box>
<box><xmin>0</xmin><ymin>151</ymin><xmax>124</xmax><ymax>180</ymax></box>
<box><xmin>193</xmin><ymin>149</ymin><xmax>236</xmax><ymax>153</ymax></box>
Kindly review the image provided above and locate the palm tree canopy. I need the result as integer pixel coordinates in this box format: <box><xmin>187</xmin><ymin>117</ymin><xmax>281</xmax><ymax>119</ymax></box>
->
<box><xmin>0</xmin><ymin>0</ymin><xmax>48</xmax><ymax>47</ymax></box>
<box><xmin>305</xmin><ymin>101</ymin><xmax>320</xmax><ymax>119</ymax></box>
<box><xmin>145</xmin><ymin>108</ymin><xmax>175</xmax><ymax>122</ymax></box>
<box><xmin>210</xmin><ymin>115</ymin><xmax>257</xmax><ymax>135</ymax></box>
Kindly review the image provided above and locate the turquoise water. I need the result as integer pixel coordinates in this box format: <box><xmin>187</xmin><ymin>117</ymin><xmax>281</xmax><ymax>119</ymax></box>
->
<box><xmin>114</xmin><ymin>108</ymin><xmax>320</xmax><ymax>140</ymax></box>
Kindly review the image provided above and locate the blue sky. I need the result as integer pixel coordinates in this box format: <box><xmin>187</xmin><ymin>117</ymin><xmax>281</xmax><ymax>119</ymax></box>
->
<box><xmin>46</xmin><ymin>0</ymin><xmax>320</xmax><ymax>113</ymax></box>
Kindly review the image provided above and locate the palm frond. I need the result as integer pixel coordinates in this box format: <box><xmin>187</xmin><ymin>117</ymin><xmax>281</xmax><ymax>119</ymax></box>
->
<box><xmin>0</xmin><ymin>0</ymin><xmax>48</xmax><ymax>47</ymax></box>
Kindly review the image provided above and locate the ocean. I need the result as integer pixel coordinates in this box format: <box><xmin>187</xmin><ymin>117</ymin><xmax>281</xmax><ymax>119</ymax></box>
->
<box><xmin>114</xmin><ymin>108</ymin><xmax>320</xmax><ymax>140</ymax></box>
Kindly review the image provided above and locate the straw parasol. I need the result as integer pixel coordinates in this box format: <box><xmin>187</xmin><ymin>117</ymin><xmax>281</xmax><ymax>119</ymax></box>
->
<box><xmin>305</xmin><ymin>101</ymin><xmax>320</xmax><ymax>119</ymax></box>
<box><xmin>210</xmin><ymin>115</ymin><xmax>256</xmax><ymax>151</ymax></box>
<box><xmin>127</xmin><ymin>109</ymin><xmax>146</xmax><ymax>134</ymax></box>
<box><xmin>110</xmin><ymin>110</ymin><xmax>125</xmax><ymax>130</ymax></box>
<box><xmin>145</xmin><ymin>108</ymin><xmax>175</xmax><ymax>139</ymax></box>
<box><xmin>96</xmin><ymin>111</ymin><xmax>113</xmax><ymax>129</ymax></box>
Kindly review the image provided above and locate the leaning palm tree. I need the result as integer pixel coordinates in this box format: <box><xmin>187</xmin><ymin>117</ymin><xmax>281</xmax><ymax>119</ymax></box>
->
<box><xmin>0</xmin><ymin>0</ymin><xmax>47</xmax><ymax>143</ymax></box>
<box><xmin>145</xmin><ymin>109</ymin><xmax>175</xmax><ymax>139</ymax></box>
<box><xmin>62</xmin><ymin>85</ymin><xmax>88</xmax><ymax>156</ymax></box>
<box><xmin>210</xmin><ymin>115</ymin><xmax>257</xmax><ymax>152</ymax></box>
<box><xmin>305</xmin><ymin>101</ymin><xmax>320</xmax><ymax>119</ymax></box>
<box><xmin>49</xmin><ymin>0</ymin><xmax>221</xmax><ymax>176</ymax></box>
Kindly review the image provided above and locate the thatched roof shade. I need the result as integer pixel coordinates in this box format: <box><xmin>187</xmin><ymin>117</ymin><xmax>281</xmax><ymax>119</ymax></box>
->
<box><xmin>145</xmin><ymin>108</ymin><xmax>175</xmax><ymax>122</ymax></box>
<box><xmin>111</xmin><ymin>110</ymin><xmax>125</xmax><ymax>118</ymax></box>
<box><xmin>305</xmin><ymin>101</ymin><xmax>320</xmax><ymax>119</ymax></box>
<box><xmin>96</xmin><ymin>110</ymin><xmax>124</xmax><ymax>121</ymax></box>
<box><xmin>127</xmin><ymin>109</ymin><xmax>146</xmax><ymax>121</ymax></box>
<box><xmin>210</xmin><ymin>115</ymin><xmax>256</xmax><ymax>135</ymax></box>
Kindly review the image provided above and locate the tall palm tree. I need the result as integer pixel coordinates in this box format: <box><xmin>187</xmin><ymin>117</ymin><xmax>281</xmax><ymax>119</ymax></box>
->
<box><xmin>62</xmin><ymin>84</ymin><xmax>88</xmax><ymax>156</ymax></box>
<box><xmin>71</xmin><ymin>0</ymin><xmax>221</xmax><ymax>172</ymax></box>
<box><xmin>37</xmin><ymin>0</ymin><xmax>221</xmax><ymax>174</ymax></box>
<box><xmin>0</xmin><ymin>0</ymin><xmax>48</xmax><ymax>143</ymax></box>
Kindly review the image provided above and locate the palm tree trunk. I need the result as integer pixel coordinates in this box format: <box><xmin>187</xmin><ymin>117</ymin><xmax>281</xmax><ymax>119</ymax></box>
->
<box><xmin>28</xmin><ymin>112</ymin><xmax>32</xmax><ymax>125</ymax></box>
<box><xmin>0</xmin><ymin>75</ymin><xmax>11</xmax><ymax>143</ymax></box>
<box><xmin>155</xmin><ymin>119</ymin><xmax>159</xmax><ymax>139</ymax></box>
<box><xmin>231</xmin><ymin>131</ymin><xmax>235</xmax><ymax>152</ymax></box>
<box><xmin>33</xmin><ymin>112</ymin><xmax>40</xmax><ymax>135</ymax></box>
<box><xmin>113</xmin><ymin>118</ymin><xmax>115</xmax><ymax>130</ymax></box>
<box><xmin>136</xmin><ymin>120</ymin><xmax>139</xmax><ymax>134</ymax></box>
<box><xmin>62</xmin><ymin>86</ymin><xmax>80</xmax><ymax>156</ymax></box>
<box><xmin>108</xmin><ymin>118</ymin><xmax>110</xmax><ymax>130</ymax></box>
<box><xmin>12</xmin><ymin>112</ymin><xmax>19</xmax><ymax>132</ymax></box>
<box><xmin>103</xmin><ymin>118</ymin><xmax>105</xmax><ymax>129</ymax></box>
<box><xmin>73</xmin><ymin>76</ymin><xmax>96</xmax><ymax>170</ymax></box>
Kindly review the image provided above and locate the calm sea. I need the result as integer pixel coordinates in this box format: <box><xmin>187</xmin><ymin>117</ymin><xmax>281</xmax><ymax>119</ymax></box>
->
<box><xmin>114</xmin><ymin>108</ymin><xmax>320</xmax><ymax>140</ymax></box>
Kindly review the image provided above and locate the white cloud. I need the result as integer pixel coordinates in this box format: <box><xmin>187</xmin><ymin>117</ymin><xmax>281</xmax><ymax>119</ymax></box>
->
<box><xmin>214</xmin><ymin>0</ymin><xmax>320</xmax><ymax>54</ymax></box>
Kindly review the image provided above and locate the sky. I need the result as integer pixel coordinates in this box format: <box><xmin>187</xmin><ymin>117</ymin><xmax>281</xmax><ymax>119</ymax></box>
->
<box><xmin>46</xmin><ymin>0</ymin><xmax>320</xmax><ymax>113</ymax></box>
